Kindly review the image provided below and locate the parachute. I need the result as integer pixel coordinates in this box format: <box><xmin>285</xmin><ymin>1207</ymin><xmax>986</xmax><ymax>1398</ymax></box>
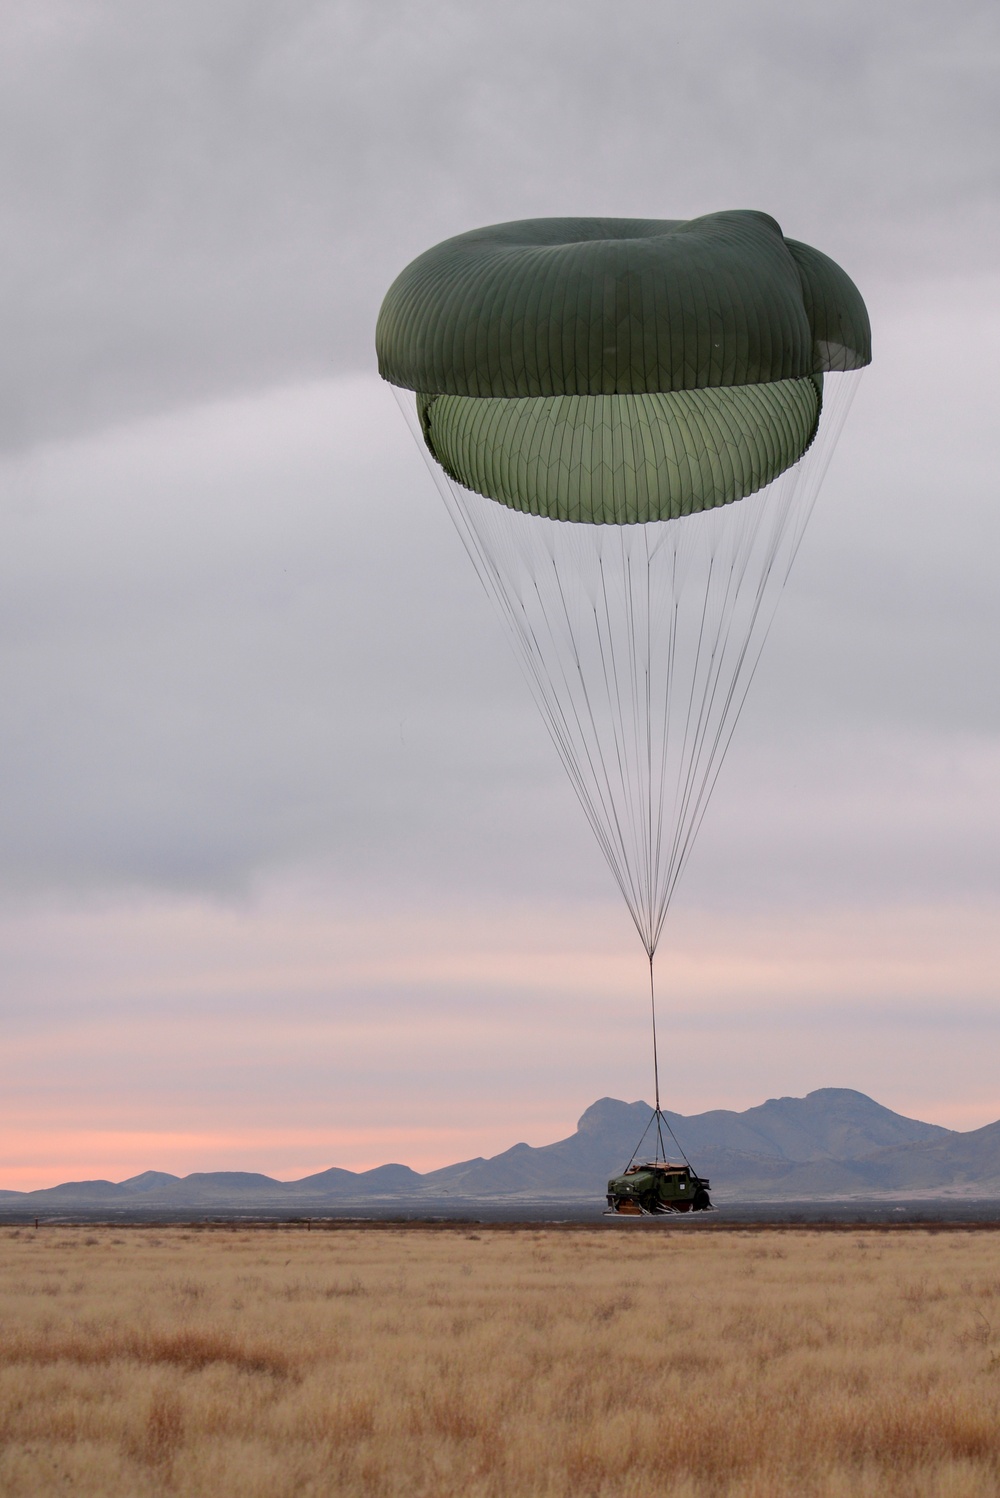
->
<box><xmin>377</xmin><ymin>211</ymin><xmax>870</xmax><ymax>1177</ymax></box>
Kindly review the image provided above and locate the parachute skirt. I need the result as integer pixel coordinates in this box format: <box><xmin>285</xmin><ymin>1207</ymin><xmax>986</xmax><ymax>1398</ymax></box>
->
<box><xmin>417</xmin><ymin>377</ymin><xmax>823</xmax><ymax>524</ymax></box>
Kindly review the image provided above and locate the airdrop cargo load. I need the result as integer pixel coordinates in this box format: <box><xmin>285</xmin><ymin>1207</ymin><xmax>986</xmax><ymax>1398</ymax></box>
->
<box><xmin>607</xmin><ymin>1160</ymin><xmax>712</xmax><ymax>1215</ymax></box>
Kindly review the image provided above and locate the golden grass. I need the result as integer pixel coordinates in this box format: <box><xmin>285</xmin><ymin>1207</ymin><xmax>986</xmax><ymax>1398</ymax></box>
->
<box><xmin>1</xmin><ymin>1223</ymin><xmax>1000</xmax><ymax>1495</ymax></box>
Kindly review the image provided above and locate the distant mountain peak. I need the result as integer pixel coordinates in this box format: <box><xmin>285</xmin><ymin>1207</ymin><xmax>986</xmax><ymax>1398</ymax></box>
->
<box><xmin>804</xmin><ymin>1088</ymin><xmax>875</xmax><ymax>1101</ymax></box>
<box><xmin>118</xmin><ymin>1170</ymin><xmax>181</xmax><ymax>1194</ymax></box>
<box><xmin>576</xmin><ymin>1097</ymin><xmax>650</xmax><ymax>1134</ymax></box>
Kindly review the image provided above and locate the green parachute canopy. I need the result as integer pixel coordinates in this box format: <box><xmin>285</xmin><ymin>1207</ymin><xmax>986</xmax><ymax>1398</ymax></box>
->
<box><xmin>377</xmin><ymin>211</ymin><xmax>870</xmax><ymax>523</ymax></box>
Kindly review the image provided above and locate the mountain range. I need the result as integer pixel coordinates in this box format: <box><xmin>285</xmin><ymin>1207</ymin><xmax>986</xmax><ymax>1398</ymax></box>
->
<box><xmin>3</xmin><ymin>1089</ymin><xmax>999</xmax><ymax>1211</ymax></box>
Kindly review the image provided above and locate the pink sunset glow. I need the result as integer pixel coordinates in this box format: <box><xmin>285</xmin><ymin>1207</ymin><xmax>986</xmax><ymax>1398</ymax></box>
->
<box><xmin>3</xmin><ymin>876</ymin><xmax>998</xmax><ymax>1191</ymax></box>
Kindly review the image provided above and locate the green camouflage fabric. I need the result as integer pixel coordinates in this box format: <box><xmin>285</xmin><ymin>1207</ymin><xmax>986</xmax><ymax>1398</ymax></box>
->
<box><xmin>378</xmin><ymin>211</ymin><xmax>869</xmax><ymax>522</ymax></box>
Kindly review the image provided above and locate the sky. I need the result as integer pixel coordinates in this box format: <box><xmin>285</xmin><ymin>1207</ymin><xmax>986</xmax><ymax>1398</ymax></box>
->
<box><xmin>2</xmin><ymin>0</ymin><xmax>998</xmax><ymax>1189</ymax></box>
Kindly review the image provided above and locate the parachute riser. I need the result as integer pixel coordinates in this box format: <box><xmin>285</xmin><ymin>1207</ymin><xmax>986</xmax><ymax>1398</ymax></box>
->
<box><xmin>647</xmin><ymin>948</ymin><xmax>661</xmax><ymax>1114</ymax></box>
<box><xmin>624</xmin><ymin>1106</ymin><xmax>695</xmax><ymax>1175</ymax></box>
<box><xmin>621</xmin><ymin>950</ymin><xmax>697</xmax><ymax>1175</ymax></box>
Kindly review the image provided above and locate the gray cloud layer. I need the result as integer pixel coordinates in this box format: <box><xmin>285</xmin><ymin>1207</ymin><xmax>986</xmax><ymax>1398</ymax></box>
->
<box><xmin>1</xmin><ymin>1</ymin><xmax>997</xmax><ymax>913</ymax></box>
<box><xmin>2</xmin><ymin>299</ymin><xmax>998</xmax><ymax>908</ymax></box>
<box><xmin>3</xmin><ymin>0</ymin><xmax>997</xmax><ymax>447</ymax></box>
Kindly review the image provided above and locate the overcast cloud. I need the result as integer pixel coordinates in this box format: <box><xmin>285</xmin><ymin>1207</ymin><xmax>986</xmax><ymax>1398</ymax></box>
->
<box><xmin>1</xmin><ymin>0</ymin><xmax>998</xmax><ymax>1186</ymax></box>
<box><xmin>3</xmin><ymin>0</ymin><xmax>997</xmax><ymax>445</ymax></box>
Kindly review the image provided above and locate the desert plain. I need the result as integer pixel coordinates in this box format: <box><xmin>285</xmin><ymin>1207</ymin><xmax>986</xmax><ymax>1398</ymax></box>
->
<box><xmin>1</xmin><ymin>1222</ymin><xmax>999</xmax><ymax>1496</ymax></box>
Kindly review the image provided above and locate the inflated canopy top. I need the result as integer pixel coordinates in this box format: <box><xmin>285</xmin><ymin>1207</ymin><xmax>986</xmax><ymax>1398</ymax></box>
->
<box><xmin>376</xmin><ymin>210</ymin><xmax>871</xmax><ymax>399</ymax></box>
<box><xmin>378</xmin><ymin>211</ymin><xmax>870</xmax><ymax>524</ymax></box>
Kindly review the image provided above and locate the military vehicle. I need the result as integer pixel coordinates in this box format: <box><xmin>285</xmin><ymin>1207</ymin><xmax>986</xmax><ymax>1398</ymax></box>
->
<box><xmin>606</xmin><ymin>1160</ymin><xmax>712</xmax><ymax>1215</ymax></box>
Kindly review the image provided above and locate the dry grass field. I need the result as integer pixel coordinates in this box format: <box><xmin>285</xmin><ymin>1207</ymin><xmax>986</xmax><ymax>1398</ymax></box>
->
<box><xmin>1</xmin><ymin>1223</ymin><xmax>999</xmax><ymax>1496</ymax></box>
